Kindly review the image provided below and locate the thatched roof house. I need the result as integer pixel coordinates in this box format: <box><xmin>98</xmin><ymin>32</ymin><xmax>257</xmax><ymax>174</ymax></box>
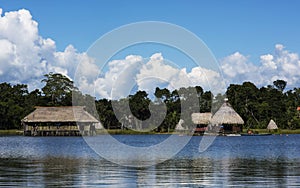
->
<box><xmin>267</xmin><ymin>119</ymin><xmax>278</xmax><ymax>130</ymax></box>
<box><xmin>22</xmin><ymin>106</ymin><xmax>99</xmax><ymax>123</ymax></box>
<box><xmin>22</xmin><ymin>106</ymin><xmax>102</xmax><ymax>136</ymax></box>
<box><xmin>191</xmin><ymin>113</ymin><xmax>212</xmax><ymax>125</ymax></box>
<box><xmin>210</xmin><ymin>99</ymin><xmax>244</xmax><ymax>133</ymax></box>
<box><xmin>211</xmin><ymin>100</ymin><xmax>244</xmax><ymax>125</ymax></box>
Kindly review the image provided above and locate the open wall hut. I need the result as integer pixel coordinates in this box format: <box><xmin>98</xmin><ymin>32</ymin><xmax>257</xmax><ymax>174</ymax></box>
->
<box><xmin>191</xmin><ymin>112</ymin><xmax>212</xmax><ymax>134</ymax></box>
<box><xmin>22</xmin><ymin>106</ymin><xmax>102</xmax><ymax>136</ymax></box>
<box><xmin>267</xmin><ymin>119</ymin><xmax>278</xmax><ymax>131</ymax></box>
<box><xmin>211</xmin><ymin>99</ymin><xmax>244</xmax><ymax>133</ymax></box>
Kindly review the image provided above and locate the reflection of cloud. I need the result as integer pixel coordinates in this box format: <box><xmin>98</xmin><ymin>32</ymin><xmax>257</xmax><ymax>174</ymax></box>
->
<box><xmin>220</xmin><ymin>44</ymin><xmax>300</xmax><ymax>88</ymax></box>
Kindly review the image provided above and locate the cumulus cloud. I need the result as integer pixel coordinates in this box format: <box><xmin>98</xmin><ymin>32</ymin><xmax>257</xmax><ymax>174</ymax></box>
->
<box><xmin>95</xmin><ymin>55</ymin><xmax>143</xmax><ymax>99</ymax></box>
<box><xmin>81</xmin><ymin>53</ymin><xmax>225</xmax><ymax>99</ymax></box>
<box><xmin>2</xmin><ymin>8</ymin><xmax>299</xmax><ymax>99</ymax></box>
<box><xmin>220</xmin><ymin>52</ymin><xmax>260</xmax><ymax>86</ymax></box>
<box><xmin>220</xmin><ymin>44</ymin><xmax>300</xmax><ymax>89</ymax></box>
<box><xmin>0</xmin><ymin>8</ymin><xmax>95</xmax><ymax>90</ymax></box>
<box><xmin>0</xmin><ymin>8</ymin><xmax>223</xmax><ymax>98</ymax></box>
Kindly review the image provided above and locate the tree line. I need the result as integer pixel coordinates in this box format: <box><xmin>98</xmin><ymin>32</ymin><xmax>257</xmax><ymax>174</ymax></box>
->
<box><xmin>0</xmin><ymin>73</ymin><xmax>299</xmax><ymax>130</ymax></box>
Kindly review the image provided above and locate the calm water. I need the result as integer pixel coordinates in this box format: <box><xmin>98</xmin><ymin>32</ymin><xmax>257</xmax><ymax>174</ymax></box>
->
<box><xmin>0</xmin><ymin>134</ymin><xmax>299</xmax><ymax>187</ymax></box>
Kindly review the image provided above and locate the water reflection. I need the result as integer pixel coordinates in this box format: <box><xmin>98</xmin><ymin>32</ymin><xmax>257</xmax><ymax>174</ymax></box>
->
<box><xmin>2</xmin><ymin>157</ymin><xmax>299</xmax><ymax>187</ymax></box>
<box><xmin>0</xmin><ymin>135</ymin><xmax>300</xmax><ymax>187</ymax></box>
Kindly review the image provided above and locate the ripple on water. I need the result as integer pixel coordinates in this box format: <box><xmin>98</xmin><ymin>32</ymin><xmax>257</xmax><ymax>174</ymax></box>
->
<box><xmin>0</xmin><ymin>135</ymin><xmax>299</xmax><ymax>187</ymax></box>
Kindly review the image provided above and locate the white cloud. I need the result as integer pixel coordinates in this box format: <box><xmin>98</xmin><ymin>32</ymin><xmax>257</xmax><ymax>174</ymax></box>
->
<box><xmin>84</xmin><ymin>53</ymin><xmax>224</xmax><ymax>99</ymax></box>
<box><xmin>220</xmin><ymin>52</ymin><xmax>260</xmax><ymax>86</ymax></box>
<box><xmin>0</xmin><ymin>8</ymin><xmax>94</xmax><ymax>90</ymax></box>
<box><xmin>0</xmin><ymin>8</ymin><xmax>226</xmax><ymax>98</ymax></box>
<box><xmin>2</xmin><ymin>8</ymin><xmax>299</xmax><ymax>99</ymax></box>
<box><xmin>187</xmin><ymin>66</ymin><xmax>225</xmax><ymax>93</ymax></box>
<box><xmin>220</xmin><ymin>44</ymin><xmax>300</xmax><ymax>88</ymax></box>
<box><xmin>95</xmin><ymin>55</ymin><xmax>143</xmax><ymax>99</ymax></box>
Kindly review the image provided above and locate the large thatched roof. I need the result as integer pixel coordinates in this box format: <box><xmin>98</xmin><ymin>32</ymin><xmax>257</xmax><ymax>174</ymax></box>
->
<box><xmin>267</xmin><ymin>119</ymin><xmax>278</xmax><ymax>130</ymax></box>
<box><xmin>22</xmin><ymin>106</ymin><xmax>99</xmax><ymax>123</ymax></box>
<box><xmin>191</xmin><ymin>113</ymin><xmax>212</xmax><ymax>124</ymax></box>
<box><xmin>211</xmin><ymin>101</ymin><xmax>244</xmax><ymax>124</ymax></box>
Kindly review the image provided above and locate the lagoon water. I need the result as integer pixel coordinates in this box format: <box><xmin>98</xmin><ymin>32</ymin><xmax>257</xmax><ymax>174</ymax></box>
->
<box><xmin>0</xmin><ymin>134</ymin><xmax>299</xmax><ymax>187</ymax></box>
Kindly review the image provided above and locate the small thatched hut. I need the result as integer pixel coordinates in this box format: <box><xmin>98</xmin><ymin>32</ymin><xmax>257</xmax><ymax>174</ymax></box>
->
<box><xmin>267</xmin><ymin>119</ymin><xmax>278</xmax><ymax>130</ymax></box>
<box><xmin>22</xmin><ymin>106</ymin><xmax>102</xmax><ymax>136</ymax></box>
<box><xmin>175</xmin><ymin>119</ymin><xmax>186</xmax><ymax>131</ymax></box>
<box><xmin>211</xmin><ymin>99</ymin><xmax>244</xmax><ymax>133</ymax></box>
<box><xmin>192</xmin><ymin>113</ymin><xmax>212</xmax><ymax>125</ymax></box>
<box><xmin>191</xmin><ymin>112</ymin><xmax>212</xmax><ymax>134</ymax></box>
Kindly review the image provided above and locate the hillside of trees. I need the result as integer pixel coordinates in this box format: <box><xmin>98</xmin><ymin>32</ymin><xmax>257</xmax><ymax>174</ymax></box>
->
<box><xmin>0</xmin><ymin>73</ymin><xmax>299</xmax><ymax>130</ymax></box>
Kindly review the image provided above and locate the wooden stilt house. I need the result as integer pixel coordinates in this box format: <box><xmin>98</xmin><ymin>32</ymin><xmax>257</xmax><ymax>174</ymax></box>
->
<box><xmin>22</xmin><ymin>106</ymin><xmax>102</xmax><ymax>136</ymax></box>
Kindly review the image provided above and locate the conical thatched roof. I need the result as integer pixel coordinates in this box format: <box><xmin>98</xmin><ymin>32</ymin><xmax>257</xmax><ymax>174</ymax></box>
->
<box><xmin>211</xmin><ymin>101</ymin><xmax>244</xmax><ymax>124</ymax></box>
<box><xmin>175</xmin><ymin>119</ymin><xmax>186</xmax><ymax>130</ymax></box>
<box><xmin>267</xmin><ymin>119</ymin><xmax>278</xmax><ymax>130</ymax></box>
<box><xmin>191</xmin><ymin>113</ymin><xmax>212</xmax><ymax>124</ymax></box>
<box><xmin>22</xmin><ymin>106</ymin><xmax>99</xmax><ymax>123</ymax></box>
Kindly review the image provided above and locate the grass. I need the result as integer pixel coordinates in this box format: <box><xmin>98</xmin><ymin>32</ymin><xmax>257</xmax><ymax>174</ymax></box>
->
<box><xmin>0</xmin><ymin>129</ymin><xmax>23</xmax><ymax>135</ymax></box>
<box><xmin>96</xmin><ymin>129</ymin><xmax>167</xmax><ymax>135</ymax></box>
<box><xmin>2</xmin><ymin>128</ymin><xmax>300</xmax><ymax>136</ymax></box>
<box><xmin>244</xmin><ymin>129</ymin><xmax>300</xmax><ymax>134</ymax></box>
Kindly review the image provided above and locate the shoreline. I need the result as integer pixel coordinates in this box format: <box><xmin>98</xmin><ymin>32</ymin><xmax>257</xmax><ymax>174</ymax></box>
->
<box><xmin>1</xmin><ymin>129</ymin><xmax>300</xmax><ymax>136</ymax></box>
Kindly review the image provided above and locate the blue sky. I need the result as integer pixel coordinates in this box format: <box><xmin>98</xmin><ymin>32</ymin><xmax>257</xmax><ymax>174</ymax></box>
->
<box><xmin>1</xmin><ymin>0</ymin><xmax>300</xmax><ymax>61</ymax></box>
<box><xmin>1</xmin><ymin>0</ymin><xmax>300</xmax><ymax>97</ymax></box>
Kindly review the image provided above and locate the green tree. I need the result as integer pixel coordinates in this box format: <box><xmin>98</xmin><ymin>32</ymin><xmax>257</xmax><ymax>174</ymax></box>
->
<box><xmin>0</xmin><ymin>83</ymin><xmax>30</xmax><ymax>129</ymax></box>
<box><xmin>226</xmin><ymin>82</ymin><xmax>260</xmax><ymax>128</ymax></box>
<box><xmin>41</xmin><ymin>72</ymin><xmax>76</xmax><ymax>106</ymax></box>
<box><xmin>273</xmin><ymin>79</ymin><xmax>287</xmax><ymax>92</ymax></box>
<box><xmin>129</xmin><ymin>91</ymin><xmax>151</xmax><ymax>121</ymax></box>
<box><xmin>96</xmin><ymin>99</ymin><xmax>119</xmax><ymax>129</ymax></box>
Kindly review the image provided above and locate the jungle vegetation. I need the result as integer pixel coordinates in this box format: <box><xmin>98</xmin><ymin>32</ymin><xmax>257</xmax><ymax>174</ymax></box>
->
<box><xmin>0</xmin><ymin>73</ymin><xmax>299</xmax><ymax>131</ymax></box>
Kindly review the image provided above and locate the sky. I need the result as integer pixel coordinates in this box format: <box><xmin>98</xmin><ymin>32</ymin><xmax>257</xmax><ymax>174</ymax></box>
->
<box><xmin>0</xmin><ymin>0</ymin><xmax>300</xmax><ymax>98</ymax></box>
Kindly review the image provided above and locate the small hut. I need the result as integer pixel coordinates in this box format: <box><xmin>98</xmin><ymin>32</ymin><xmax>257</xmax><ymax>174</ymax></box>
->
<box><xmin>267</xmin><ymin>119</ymin><xmax>278</xmax><ymax>131</ymax></box>
<box><xmin>22</xmin><ymin>106</ymin><xmax>102</xmax><ymax>136</ymax></box>
<box><xmin>191</xmin><ymin>112</ymin><xmax>212</xmax><ymax>134</ymax></box>
<box><xmin>175</xmin><ymin>119</ymin><xmax>186</xmax><ymax>131</ymax></box>
<box><xmin>211</xmin><ymin>99</ymin><xmax>244</xmax><ymax>134</ymax></box>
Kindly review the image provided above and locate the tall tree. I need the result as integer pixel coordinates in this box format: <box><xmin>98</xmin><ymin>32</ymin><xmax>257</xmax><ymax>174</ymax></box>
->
<box><xmin>41</xmin><ymin>72</ymin><xmax>76</xmax><ymax>106</ymax></box>
<box><xmin>129</xmin><ymin>91</ymin><xmax>151</xmax><ymax>121</ymax></box>
<box><xmin>273</xmin><ymin>79</ymin><xmax>287</xmax><ymax>92</ymax></box>
<box><xmin>0</xmin><ymin>83</ymin><xmax>29</xmax><ymax>129</ymax></box>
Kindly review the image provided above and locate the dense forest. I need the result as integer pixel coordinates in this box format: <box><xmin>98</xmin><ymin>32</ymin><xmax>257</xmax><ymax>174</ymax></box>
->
<box><xmin>0</xmin><ymin>73</ymin><xmax>300</xmax><ymax>131</ymax></box>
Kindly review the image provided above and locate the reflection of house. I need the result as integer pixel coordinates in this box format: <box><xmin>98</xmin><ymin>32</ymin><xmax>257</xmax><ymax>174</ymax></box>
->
<box><xmin>22</xmin><ymin>106</ymin><xmax>102</xmax><ymax>136</ymax></box>
<box><xmin>191</xmin><ymin>112</ymin><xmax>212</xmax><ymax>134</ymax></box>
<box><xmin>211</xmin><ymin>99</ymin><xmax>244</xmax><ymax>134</ymax></box>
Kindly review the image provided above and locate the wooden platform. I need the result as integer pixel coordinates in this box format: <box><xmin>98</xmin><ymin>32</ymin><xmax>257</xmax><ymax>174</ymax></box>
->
<box><xmin>24</xmin><ymin>130</ymin><xmax>83</xmax><ymax>136</ymax></box>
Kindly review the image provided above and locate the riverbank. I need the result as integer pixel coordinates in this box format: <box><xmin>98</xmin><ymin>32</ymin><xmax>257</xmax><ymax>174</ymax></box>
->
<box><xmin>0</xmin><ymin>129</ymin><xmax>23</xmax><ymax>135</ymax></box>
<box><xmin>2</xmin><ymin>128</ymin><xmax>300</xmax><ymax>136</ymax></box>
<box><xmin>242</xmin><ymin>129</ymin><xmax>300</xmax><ymax>134</ymax></box>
